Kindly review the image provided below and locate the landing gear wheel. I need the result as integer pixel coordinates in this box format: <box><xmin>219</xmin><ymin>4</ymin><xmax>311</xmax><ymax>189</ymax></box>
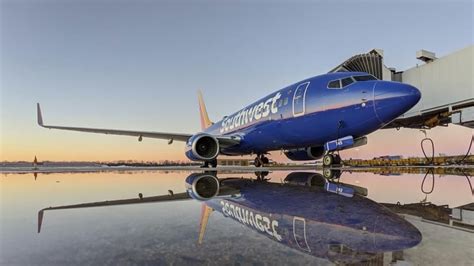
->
<box><xmin>323</xmin><ymin>154</ymin><xmax>334</xmax><ymax>167</ymax></box>
<box><xmin>254</xmin><ymin>154</ymin><xmax>269</xmax><ymax>167</ymax></box>
<box><xmin>254</xmin><ymin>157</ymin><xmax>262</xmax><ymax>167</ymax></box>
<box><xmin>255</xmin><ymin>171</ymin><xmax>269</xmax><ymax>181</ymax></box>
<box><xmin>333</xmin><ymin>154</ymin><xmax>342</xmax><ymax>165</ymax></box>
<box><xmin>210</xmin><ymin>159</ymin><xmax>218</xmax><ymax>168</ymax></box>
<box><xmin>323</xmin><ymin>168</ymin><xmax>341</xmax><ymax>179</ymax></box>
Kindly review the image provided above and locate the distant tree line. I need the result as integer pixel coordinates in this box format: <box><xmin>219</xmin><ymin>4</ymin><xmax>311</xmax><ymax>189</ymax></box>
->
<box><xmin>103</xmin><ymin>160</ymin><xmax>200</xmax><ymax>167</ymax></box>
<box><xmin>1</xmin><ymin>160</ymin><xmax>200</xmax><ymax>167</ymax></box>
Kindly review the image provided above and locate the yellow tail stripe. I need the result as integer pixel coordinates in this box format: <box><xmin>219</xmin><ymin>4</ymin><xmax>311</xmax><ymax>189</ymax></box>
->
<box><xmin>198</xmin><ymin>204</ymin><xmax>213</xmax><ymax>244</ymax></box>
<box><xmin>198</xmin><ymin>90</ymin><xmax>213</xmax><ymax>130</ymax></box>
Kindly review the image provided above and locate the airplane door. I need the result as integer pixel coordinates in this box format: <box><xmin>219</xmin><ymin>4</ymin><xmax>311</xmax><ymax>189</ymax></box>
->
<box><xmin>293</xmin><ymin>216</ymin><xmax>311</xmax><ymax>252</ymax></box>
<box><xmin>293</xmin><ymin>82</ymin><xmax>310</xmax><ymax>117</ymax></box>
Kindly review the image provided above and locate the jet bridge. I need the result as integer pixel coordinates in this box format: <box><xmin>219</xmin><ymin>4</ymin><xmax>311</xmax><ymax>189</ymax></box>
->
<box><xmin>329</xmin><ymin>49</ymin><xmax>385</xmax><ymax>80</ymax></box>
<box><xmin>330</xmin><ymin>45</ymin><xmax>474</xmax><ymax>129</ymax></box>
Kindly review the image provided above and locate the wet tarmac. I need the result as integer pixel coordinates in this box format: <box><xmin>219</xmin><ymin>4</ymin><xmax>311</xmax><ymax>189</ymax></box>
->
<box><xmin>1</xmin><ymin>168</ymin><xmax>473</xmax><ymax>265</ymax></box>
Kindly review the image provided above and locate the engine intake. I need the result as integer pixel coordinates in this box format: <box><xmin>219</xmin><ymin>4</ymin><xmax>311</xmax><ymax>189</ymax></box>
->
<box><xmin>185</xmin><ymin>173</ymin><xmax>220</xmax><ymax>200</ymax></box>
<box><xmin>185</xmin><ymin>133</ymin><xmax>220</xmax><ymax>161</ymax></box>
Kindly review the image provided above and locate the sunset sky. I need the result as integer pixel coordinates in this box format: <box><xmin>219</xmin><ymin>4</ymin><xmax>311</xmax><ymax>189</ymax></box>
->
<box><xmin>1</xmin><ymin>0</ymin><xmax>473</xmax><ymax>162</ymax></box>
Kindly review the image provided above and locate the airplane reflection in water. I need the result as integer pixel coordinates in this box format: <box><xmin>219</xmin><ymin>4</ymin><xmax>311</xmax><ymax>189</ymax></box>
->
<box><xmin>38</xmin><ymin>171</ymin><xmax>421</xmax><ymax>264</ymax></box>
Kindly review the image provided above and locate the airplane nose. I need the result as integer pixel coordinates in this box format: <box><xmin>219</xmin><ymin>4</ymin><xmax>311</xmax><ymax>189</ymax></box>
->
<box><xmin>373</xmin><ymin>82</ymin><xmax>421</xmax><ymax>124</ymax></box>
<box><xmin>372</xmin><ymin>213</ymin><xmax>422</xmax><ymax>251</ymax></box>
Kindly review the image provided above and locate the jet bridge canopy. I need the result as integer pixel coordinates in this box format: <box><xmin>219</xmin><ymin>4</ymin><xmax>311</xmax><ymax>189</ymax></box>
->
<box><xmin>329</xmin><ymin>49</ymin><xmax>384</xmax><ymax>80</ymax></box>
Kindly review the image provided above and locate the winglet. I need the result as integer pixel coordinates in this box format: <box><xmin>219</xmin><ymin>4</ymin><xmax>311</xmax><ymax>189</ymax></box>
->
<box><xmin>38</xmin><ymin>210</ymin><xmax>44</xmax><ymax>233</ymax></box>
<box><xmin>37</xmin><ymin>103</ymin><xmax>44</xmax><ymax>126</ymax></box>
<box><xmin>197</xmin><ymin>91</ymin><xmax>213</xmax><ymax>130</ymax></box>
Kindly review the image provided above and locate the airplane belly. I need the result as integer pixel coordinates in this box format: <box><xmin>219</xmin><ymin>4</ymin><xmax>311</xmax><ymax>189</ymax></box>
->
<box><xmin>204</xmin><ymin>181</ymin><xmax>421</xmax><ymax>262</ymax></box>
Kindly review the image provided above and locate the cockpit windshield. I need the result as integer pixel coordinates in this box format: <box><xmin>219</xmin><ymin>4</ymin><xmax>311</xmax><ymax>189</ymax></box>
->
<box><xmin>327</xmin><ymin>74</ymin><xmax>378</xmax><ymax>89</ymax></box>
<box><xmin>353</xmin><ymin>75</ymin><xmax>377</xmax><ymax>81</ymax></box>
<box><xmin>328</xmin><ymin>75</ymin><xmax>377</xmax><ymax>89</ymax></box>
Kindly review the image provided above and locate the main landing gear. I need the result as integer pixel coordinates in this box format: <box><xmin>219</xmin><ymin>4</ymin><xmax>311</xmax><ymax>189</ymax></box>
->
<box><xmin>322</xmin><ymin>154</ymin><xmax>342</xmax><ymax>167</ymax></box>
<box><xmin>201</xmin><ymin>159</ymin><xmax>218</xmax><ymax>168</ymax></box>
<box><xmin>322</xmin><ymin>168</ymin><xmax>342</xmax><ymax>179</ymax></box>
<box><xmin>255</xmin><ymin>171</ymin><xmax>270</xmax><ymax>181</ymax></box>
<box><xmin>254</xmin><ymin>154</ymin><xmax>269</xmax><ymax>167</ymax></box>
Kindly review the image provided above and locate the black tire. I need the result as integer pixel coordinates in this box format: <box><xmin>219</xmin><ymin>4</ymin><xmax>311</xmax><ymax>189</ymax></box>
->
<box><xmin>323</xmin><ymin>154</ymin><xmax>334</xmax><ymax>167</ymax></box>
<box><xmin>210</xmin><ymin>159</ymin><xmax>218</xmax><ymax>168</ymax></box>
<box><xmin>254</xmin><ymin>157</ymin><xmax>262</xmax><ymax>167</ymax></box>
<box><xmin>323</xmin><ymin>168</ymin><xmax>334</xmax><ymax>179</ymax></box>
<box><xmin>261</xmin><ymin>157</ymin><xmax>269</xmax><ymax>165</ymax></box>
<box><xmin>323</xmin><ymin>168</ymin><xmax>341</xmax><ymax>179</ymax></box>
<box><xmin>333</xmin><ymin>154</ymin><xmax>342</xmax><ymax>164</ymax></box>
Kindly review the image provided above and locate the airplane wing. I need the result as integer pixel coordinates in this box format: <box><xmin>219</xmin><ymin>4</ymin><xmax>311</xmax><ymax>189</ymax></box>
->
<box><xmin>36</xmin><ymin>103</ymin><xmax>241</xmax><ymax>146</ymax></box>
<box><xmin>38</xmin><ymin>191</ymin><xmax>191</xmax><ymax>233</ymax></box>
<box><xmin>37</xmin><ymin>103</ymin><xmax>191</xmax><ymax>142</ymax></box>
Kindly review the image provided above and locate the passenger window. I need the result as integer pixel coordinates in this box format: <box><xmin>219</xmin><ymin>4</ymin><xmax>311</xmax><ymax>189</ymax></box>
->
<box><xmin>341</xmin><ymin>77</ymin><xmax>354</xmax><ymax>87</ymax></box>
<box><xmin>353</xmin><ymin>75</ymin><xmax>377</xmax><ymax>81</ymax></box>
<box><xmin>328</xmin><ymin>80</ymin><xmax>341</xmax><ymax>89</ymax></box>
<box><xmin>283</xmin><ymin>97</ymin><xmax>289</xmax><ymax>105</ymax></box>
<box><xmin>278</xmin><ymin>99</ymin><xmax>283</xmax><ymax>107</ymax></box>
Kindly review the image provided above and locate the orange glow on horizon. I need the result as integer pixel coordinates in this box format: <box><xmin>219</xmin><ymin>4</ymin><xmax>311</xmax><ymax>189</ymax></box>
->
<box><xmin>1</xmin><ymin>123</ymin><xmax>472</xmax><ymax>162</ymax></box>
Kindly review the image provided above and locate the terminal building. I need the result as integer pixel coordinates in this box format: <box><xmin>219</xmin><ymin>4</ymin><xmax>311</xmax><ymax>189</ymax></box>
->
<box><xmin>217</xmin><ymin>158</ymin><xmax>251</xmax><ymax>166</ymax></box>
<box><xmin>217</xmin><ymin>158</ymin><xmax>276</xmax><ymax>166</ymax></box>
<box><xmin>330</xmin><ymin>45</ymin><xmax>474</xmax><ymax>129</ymax></box>
<box><xmin>451</xmin><ymin>203</ymin><xmax>474</xmax><ymax>228</ymax></box>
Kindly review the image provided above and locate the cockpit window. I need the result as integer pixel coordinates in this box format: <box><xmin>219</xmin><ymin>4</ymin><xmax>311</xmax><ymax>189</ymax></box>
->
<box><xmin>328</xmin><ymin>75</ymin><xmax>375</xmax><ymax>89</ymax></box>
<box><xmin>328</xmin><ymin>80</ymin><xmax>341</xmax><ymax>89</ymax></box>
<box><xmin>341</xmin><ymin>77</ymin><xmax>354</xmax><ymax>87</ymax></box>
<box><xmin>353</xmin><ymin>75</ymin><xmax>377</xmax><ymax>81</ymax></box>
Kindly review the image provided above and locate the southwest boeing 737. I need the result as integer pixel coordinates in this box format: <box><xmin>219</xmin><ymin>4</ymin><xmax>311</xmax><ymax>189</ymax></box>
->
<box><xmin>37</xmin><ymin>172</ymin><xmax>422</xmax><ymax>264</ymax></box>
<box><xmin>37</xmin><ymin>71</ymin><xmax>421</xmax><ymax>167</ymax></box>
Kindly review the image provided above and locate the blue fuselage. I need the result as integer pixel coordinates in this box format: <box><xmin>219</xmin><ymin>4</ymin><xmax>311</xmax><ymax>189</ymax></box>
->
<box><xmin>203</xmin><ymin>72</ymin><xmax>420</xmax><ymax>155</ymax></box>
<box><xmin>203</xmin><ymin>178</ymin><xmax>421</xmax><ymax>263</ymax></box>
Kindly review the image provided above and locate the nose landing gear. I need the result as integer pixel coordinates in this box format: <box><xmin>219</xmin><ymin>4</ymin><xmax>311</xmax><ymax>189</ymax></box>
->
<box><xmin>254</xmin><ymin>154</ymin><xmax>269</xmax><ymax>167</ymax></box>
<box><xmin>322</xmin><ymin>154</ymin><xmax>342</xmax><ymax>167</ymax></box>
<box><xmin>322</xmin><ymin>168</ymin><xmax>342</xmax><ymax>179</ymax></box>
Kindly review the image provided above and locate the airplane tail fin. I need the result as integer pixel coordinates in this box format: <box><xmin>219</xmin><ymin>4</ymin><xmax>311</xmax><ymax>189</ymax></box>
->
<box><xmin>198</xmin><ymin>91</ymin><xmax>213</xmax><ymax>130</ymax></box>
<box><xmin>198</xmin><ymin>203</ymin><xmax>213</xmax><ymax>244</ymax></box>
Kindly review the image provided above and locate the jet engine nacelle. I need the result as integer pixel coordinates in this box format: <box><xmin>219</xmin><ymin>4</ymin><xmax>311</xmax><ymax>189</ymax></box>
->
<box><xmin>284</xmin><ymin>172</ymin><xmax>326</xmax><ymax>187</ymax></box>
<box><xmin>185</xmin><ymin>133</ymin><xmax>220</xmax><ymax>161</ymax></box>
<box><xmin>284</xmin><ymin>146</ymin><xmax>325</xmax><ymax>161</ymax></box>
<box><xmin>185</xmin><ymin>173</ymin><xmax>220</xmax><ymax>201</ymax></box>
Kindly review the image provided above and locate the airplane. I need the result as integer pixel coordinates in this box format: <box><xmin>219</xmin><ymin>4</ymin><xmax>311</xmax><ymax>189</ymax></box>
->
<box><xmin>36</xmin><ymin>71</ymin><xmax>421</xmax><ymax>167</ymax></box>
<box><xmin>37</xmin><ymin>171</ymin><xmax>422</xmax><ymax>264</ymax></box>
